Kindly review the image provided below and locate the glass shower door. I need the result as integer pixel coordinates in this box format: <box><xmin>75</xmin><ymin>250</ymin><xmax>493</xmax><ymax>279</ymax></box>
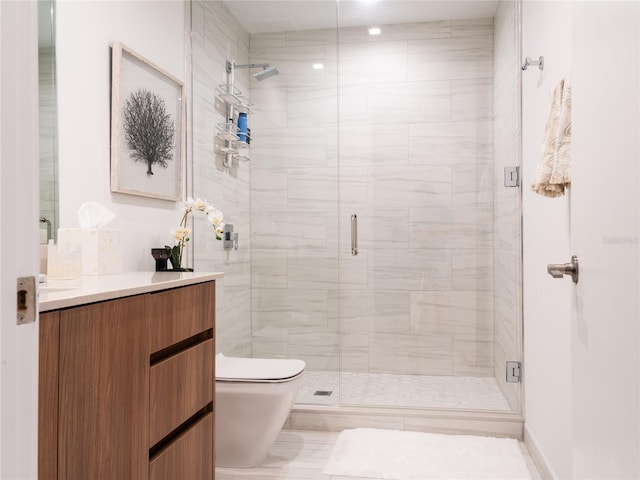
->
<box><xmin>336</xmin><ymin>1</ymin><xmax>523</xmax><ymax>412</ymax></box>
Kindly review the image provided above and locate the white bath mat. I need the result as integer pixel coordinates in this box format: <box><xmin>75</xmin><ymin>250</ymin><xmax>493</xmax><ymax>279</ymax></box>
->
<box><xmin>323</xmin><ymin>428</ymin><xmax>531</xmax><ymax>479</ymax></box>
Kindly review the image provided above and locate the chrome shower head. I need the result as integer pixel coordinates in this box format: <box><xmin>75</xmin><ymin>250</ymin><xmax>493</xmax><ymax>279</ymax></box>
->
<box><xmin>231</xmin><ymin>62</ymin><xmax>280</xmax><ymax>81</ymax></box>
<box><xmin>253</xmin><ymin>65</ymin><xmax>279</xmax><ymax>81</ymax></box>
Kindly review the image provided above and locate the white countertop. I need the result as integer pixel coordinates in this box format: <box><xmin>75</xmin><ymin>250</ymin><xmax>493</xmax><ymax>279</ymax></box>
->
<box><xmin>39</xmin><ymin>271</ymin><xmax>224</xmax><ymax>312</ymax></box>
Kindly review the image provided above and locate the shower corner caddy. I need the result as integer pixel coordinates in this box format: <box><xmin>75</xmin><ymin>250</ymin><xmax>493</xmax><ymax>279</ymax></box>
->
<box><xmin>215</xmin><ymin>82</ymin><xmax>253</xmax><ymax>167</ymax></box>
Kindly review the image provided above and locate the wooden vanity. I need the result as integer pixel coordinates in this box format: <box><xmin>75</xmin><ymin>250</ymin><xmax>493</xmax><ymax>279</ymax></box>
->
<box><xmin>38</xmin><ymin>272</ymin><xmax>222</xmax><ymax>480</ymax></box>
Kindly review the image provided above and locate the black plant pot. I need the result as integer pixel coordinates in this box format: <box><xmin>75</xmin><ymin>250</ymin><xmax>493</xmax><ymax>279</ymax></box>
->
<box><xmin>151</xmin><ymin>247</ymin><xmax>172</xmax><ymax>272</ymax></box>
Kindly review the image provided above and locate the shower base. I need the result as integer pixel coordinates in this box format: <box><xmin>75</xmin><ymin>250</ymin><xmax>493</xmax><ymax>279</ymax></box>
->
<box><xmin>288</xmin><ymin>371</ymin><xmax>523</xmax><ymax>439</ymax></box>
<box><xmin>296</xmin><ymin>371</ymin><xmax>511</xmax><ymax>411</ymax></box>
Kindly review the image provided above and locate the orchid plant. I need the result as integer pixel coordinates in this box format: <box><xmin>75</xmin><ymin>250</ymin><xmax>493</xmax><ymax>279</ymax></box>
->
<box><xmin>169</xmin><ymin>197</ymin><xmax>224</xmax><ymax>270</ymax></box>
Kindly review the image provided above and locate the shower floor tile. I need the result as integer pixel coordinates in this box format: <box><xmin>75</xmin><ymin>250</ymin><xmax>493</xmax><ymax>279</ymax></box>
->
<box><xmin>296</xmin><ymin>371</ymin><xmax>512</xmax><ymax>411</ymax></box>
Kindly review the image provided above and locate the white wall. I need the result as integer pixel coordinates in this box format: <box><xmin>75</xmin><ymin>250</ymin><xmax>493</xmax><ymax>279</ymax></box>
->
<box><xmin>522</xmin><ymin>2</ymin><xmax>573</xmax><ymax>476</ymax></box>
<box><xmin>56</xmin><ymin>1</ymin><xmax>185</xmax><ymax>271</ymax></box>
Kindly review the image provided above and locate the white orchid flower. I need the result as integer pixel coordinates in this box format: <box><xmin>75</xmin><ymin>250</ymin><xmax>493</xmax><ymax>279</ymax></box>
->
<box><xmin>192</xmin><ymin>198</ymin><xmax>208</xmax><ymax>211</ymax></box>
<box><xmin>205</xmin><ymin>203</ymin><xmax>217</xmax><ymax>214</ymax></box>
<box><xmin>207</xmin><ymin>209</ymin><xmax>224</xmax><ymax>227</ymax></box>
<box><xmin>170</xmin><ymin>226</ymin><xmax>191</xmax><ymax>243</ymax></box>
<box><xmin>215</xmin><ymin>223</ymin><xmax>225</xmax><ymax>240</ymax></box>
<box><xmin>170</xmin><ymin>228</ymin><xmax>183</xmax><ymax>243</ymax></box>
<box><xmin>170</xmin><ymin>198</ymin><xmax>224</xmax><ymax>269</ymax></box>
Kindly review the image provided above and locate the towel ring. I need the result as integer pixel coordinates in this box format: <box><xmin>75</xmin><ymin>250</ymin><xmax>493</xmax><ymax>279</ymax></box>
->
<box><xmin>522</xmin><ymin>56</ymin><xmax>544</xmax><ymax>71</ymax></box>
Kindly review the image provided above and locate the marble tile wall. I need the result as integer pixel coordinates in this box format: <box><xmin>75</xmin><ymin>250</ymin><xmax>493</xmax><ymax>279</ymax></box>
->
<box><xmin>250</xmin><ymin>18</ymin><xmax>496</xmax><ymax>376</ymax></box>
<box><xmin>191</xmin><ymin>1</ymin><xmax>252</xmax><ymax>357</ymax></box>
<box><xmin>493</xmin><ymin>0</ymin><xmax>523</xmax><ymax>411</ymax></box>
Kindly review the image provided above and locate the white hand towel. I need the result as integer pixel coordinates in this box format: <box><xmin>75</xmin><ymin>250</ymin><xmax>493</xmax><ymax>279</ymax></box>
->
<box><xmin>531</xmin><ymin>75</ymin><xmax>572</xmax><ymax>197</ymax></box>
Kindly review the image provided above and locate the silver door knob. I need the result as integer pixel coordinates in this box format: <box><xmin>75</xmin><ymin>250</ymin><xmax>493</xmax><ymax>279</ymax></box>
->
<box><xmin>547</xmin><ymin>255</ymin><xmax>579</xmax><ymax>283</ymax></box>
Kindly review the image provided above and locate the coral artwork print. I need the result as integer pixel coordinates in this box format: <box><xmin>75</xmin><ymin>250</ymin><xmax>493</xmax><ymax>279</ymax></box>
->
<box><xmin>111</xmin><ymin>42</ymin><xmax>184</xmax><ymax>201</ymax></box>
<box><xmin>123</xmin><ymin>88</ymin><xmax>175</xmax><ymax>176</ymax></box>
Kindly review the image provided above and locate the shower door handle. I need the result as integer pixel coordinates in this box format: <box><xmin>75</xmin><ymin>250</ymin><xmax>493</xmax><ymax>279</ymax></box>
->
<box><xmin>351</xmin><ymin>214</ymin><xmax>358</xmax><ymax>256</ymax></box>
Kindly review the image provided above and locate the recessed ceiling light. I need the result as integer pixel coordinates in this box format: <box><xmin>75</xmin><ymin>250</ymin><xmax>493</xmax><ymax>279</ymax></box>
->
<box><xmin>368</xmin><ymin>27</ymin><xmax>381</xmax><ymax>35</ymax></box>
<box><xmin>312</xmin><ymin>63</ymin><xmax>324</xmax><ymax>70</ymax></box>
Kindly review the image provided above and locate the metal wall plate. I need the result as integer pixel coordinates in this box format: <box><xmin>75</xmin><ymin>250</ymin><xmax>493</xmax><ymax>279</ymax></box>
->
<box><xmin>504</xmin><ymin>166</ymin><xmax>520</xmax><ymax>187</ymax></box>
<box><xmin>223</xmin><ymin>223</ymin><xmax>238</xmax><ymax>250</ymax></box>
<box><xmin>17</xmin><ymin>276</ymin><xmax>36</xmax><ymax>325</ymax></box>
<box><xmin>506</xmin><ymin>361</ymin><xmax>521</xmax><ymax>383</ymax></box>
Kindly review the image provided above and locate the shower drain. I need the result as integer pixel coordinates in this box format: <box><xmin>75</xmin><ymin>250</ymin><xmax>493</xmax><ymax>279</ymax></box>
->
<box><xmin>313</xmin><ymin>390</ymin><xmax>333</xmax><ymax>396</ymax></box>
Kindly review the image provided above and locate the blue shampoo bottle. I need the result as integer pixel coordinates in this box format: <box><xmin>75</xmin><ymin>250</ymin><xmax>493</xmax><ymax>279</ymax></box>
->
<box><xmin>237</xmin><ymin>112</ymin><xmax>248</xmax><ymax>143</ymax></box>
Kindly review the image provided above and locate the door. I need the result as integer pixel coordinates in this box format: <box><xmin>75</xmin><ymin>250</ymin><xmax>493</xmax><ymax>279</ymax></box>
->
<box><xmin>0</xmin><ymin>1</ymin><xmax>40</xmax><ymax>477</ymax></box>
<box><xmin>521</xmin><ymin>2</ymin><xmax>574</xmax><ymax>476</ymax></box>
<box><xmin>571</xmin><ymin>2</ymin><xmax>639</xmax><ymax>477</ymax></box>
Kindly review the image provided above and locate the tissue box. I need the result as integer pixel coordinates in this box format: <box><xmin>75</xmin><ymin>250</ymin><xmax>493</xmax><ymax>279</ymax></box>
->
<box><xmin>57</xmin><ymin>228</ymin><xmax>123</xmax><ymax>275</ymax></box>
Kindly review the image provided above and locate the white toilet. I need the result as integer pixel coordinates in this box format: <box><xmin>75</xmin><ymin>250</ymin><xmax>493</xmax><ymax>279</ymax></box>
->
<box><xmin>215</xmin><ymin>353</ymin><xmax>306</xmax><ymax>468</ymax></box>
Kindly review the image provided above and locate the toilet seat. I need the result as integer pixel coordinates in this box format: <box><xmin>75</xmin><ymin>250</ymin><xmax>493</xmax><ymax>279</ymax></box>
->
<box><xmin>216</xmin><ymin>353</ymin><xmax>305</xmax><ymax>383</ymax></box>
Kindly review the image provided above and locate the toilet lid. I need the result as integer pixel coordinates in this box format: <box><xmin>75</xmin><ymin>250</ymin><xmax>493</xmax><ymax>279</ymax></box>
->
<box><xmin>216</xmin><ymin>353</ymin><xmax>306</xmax><ymax>383</ymax></box>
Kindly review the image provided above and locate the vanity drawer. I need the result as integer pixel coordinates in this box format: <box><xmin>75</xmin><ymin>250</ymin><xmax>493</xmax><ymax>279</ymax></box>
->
<box><xmin>149</xmin><ymin>282</ymin><xmax>215</xmax><ymax>354</ymax></box>
<box><xmin>149</xmin><ymin>412</ymin><xmax>213</xmax><ymax>480</ymax></box>
<box><xmin>150</xmin><ymin>339</ymin><xmax>214</xmax><ymax>446</ymax></box>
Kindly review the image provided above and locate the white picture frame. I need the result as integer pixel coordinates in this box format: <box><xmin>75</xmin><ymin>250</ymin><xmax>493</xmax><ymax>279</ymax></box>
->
<box><xmin>110</xmin><ymin>42</ymin><xmax>184</xmax><ymax>201</ymax></box>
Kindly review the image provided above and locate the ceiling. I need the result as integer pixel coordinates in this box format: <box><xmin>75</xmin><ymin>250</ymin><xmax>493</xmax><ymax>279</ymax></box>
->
<box><xmin>223</xmin><ymin>0</ymin><xmax>499</xmax><ymax>34</ymax></box>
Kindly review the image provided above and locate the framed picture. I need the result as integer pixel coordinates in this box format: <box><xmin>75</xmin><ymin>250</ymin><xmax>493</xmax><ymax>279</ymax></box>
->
<box><xmin>110</xmin><ymin>42</ymin><xmax>184</xmax><ymax>201</ymax></box>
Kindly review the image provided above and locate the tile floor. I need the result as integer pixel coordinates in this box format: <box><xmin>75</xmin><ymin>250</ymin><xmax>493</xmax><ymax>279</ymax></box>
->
<box><xmin>296</xmin><ymin>371</ymin><xmax>511</xmax><ymax>411</ymax></box>
<box><xmin>215</xmin><ymin>429</ymin><xmax>542</xmax><ymax>480</ymax></box>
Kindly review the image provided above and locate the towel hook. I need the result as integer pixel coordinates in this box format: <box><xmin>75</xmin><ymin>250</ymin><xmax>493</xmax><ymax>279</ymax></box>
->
<box><xmin>522</xmin><ymin>56</ymin><xmax>544</xmax><ymax>71</ymax></box>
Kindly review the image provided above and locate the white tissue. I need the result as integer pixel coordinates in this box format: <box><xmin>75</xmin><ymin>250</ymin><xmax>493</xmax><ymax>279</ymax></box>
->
<box><xmin>77</xmin><ymin>202</ymin><xmax>116</xmax><ymax>229</ymax></box>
